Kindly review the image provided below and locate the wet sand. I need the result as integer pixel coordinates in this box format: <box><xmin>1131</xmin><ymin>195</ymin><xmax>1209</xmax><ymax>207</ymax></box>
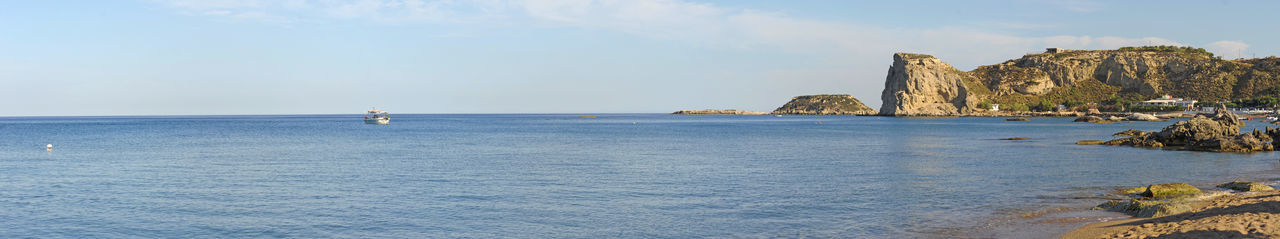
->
<box><xmin>1062</xmin><ymin>190</ymin><xmax>1280</xmax><ymax>238</ymax></box>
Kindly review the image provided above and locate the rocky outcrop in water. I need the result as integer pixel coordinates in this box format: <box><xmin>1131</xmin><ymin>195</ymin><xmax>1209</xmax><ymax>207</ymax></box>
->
<box><xmin>1101</xmin><ymin>105</ymin><xmax>1275</xmax><ymax>152</ymax></box>
<box><xmin>772</xmin><ymin>94</ymin><xmax>877</xmax><ymax>115</ymax></box>
<box><xmin>1127</xmin><ymin>113</ymin><xmax>1162</xmax><ymax>121</ymax></box>
<box><xmin>878</xmin><ymin>53</ymin><xmax>978</xmax><ymax>116</ymax></box>
<box><xmin>1074</xmin><ymin>115</ymin><xmax>1111</xmax><ymax>123</ymax></box>
<box><xmin>878</xmin><ymin>47</ymin><xmax>1280</xmax><ymax>116</ymax></box>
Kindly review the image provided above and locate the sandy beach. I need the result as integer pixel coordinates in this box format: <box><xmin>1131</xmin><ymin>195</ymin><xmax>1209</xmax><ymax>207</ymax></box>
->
<box><xmin>1062</xmin><ymin>190</ymin><xmax>1280</xmax><ymax>238</ymax></box>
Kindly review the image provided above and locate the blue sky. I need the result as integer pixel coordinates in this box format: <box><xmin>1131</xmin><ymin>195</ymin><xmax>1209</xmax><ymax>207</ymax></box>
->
<box><xmin>0</xmin><ymin>0</ymin><xmax>1274</xmax><ymax>116</ymax></box>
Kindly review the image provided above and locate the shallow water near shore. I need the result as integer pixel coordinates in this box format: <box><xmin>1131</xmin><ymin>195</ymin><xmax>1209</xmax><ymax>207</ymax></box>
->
<box><xmin>2</xmin><ymin>114</ymin><xmax>1279</xmax><ymax>238</ymax></box>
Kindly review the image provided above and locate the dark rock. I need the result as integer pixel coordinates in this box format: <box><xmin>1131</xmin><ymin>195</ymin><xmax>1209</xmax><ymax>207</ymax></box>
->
<box><xmin>1076</xmin><ymin>140</ymin><xmax>1106</xmax><ymax>145</ymax></box>
<box><xmin>1117</xmin><ymin>186</ymin><xmax>1147</xmax><ymax>194</ymax></box>
<box><xmin>1100</xmin><ymin>105</ymin><xmax>1271</xmax><ymax>152</ymax></box>
<box><xmin>1150</xmin><ymin>116</ymin><xmax>1240</xmax><ymax>146</ymax></box>
<box><xmin>1006</xmin><ymin>117</ymin><xmax>1030</xmax><ymax>121</ymax></box>
<box><xmin>1002</xmin><ymin>137</ymin><xmax>1029</xmax><ymax>140</ymax></box>
<box><xmin>1217</xmin><ymin>181</ymin><xmax>1274</xmax><ymax>192</ymax></box>
<box><xmin>1253</xmin><ymin>129</ymin><xmax>1273</xmax><ymax>142</ymax></box>
<box><xmin>1074</xmin><ymin>115</ymin><xmax>1110</xmax><ymax>123</ymax></box>
<box><xmin>1095</xmin><ymin>199</ymin><xmax>1194</xmax><ymax>218</ymax></box>
<box><xmin>1268</xmin><ymin>127</ymin><xmax>1280</xmax><ymax>149</ymax></box>
<box><xmin>1113</xmin><ymin>129</ymin><xmax>1146</xmax><ymax>137</ymax></box>
<box><xmin>1103</xmin><ymin>137</ymin><xmax>1164</xmax><ymax>148</ymax></box>
<box><xmin>1189</xmin><ymin>134</ymin><xmax>1272</xmax><ymax>152</ymax></box>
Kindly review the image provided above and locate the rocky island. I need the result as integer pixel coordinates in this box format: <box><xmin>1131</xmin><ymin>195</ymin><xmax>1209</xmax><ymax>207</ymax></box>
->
<box><xmin>880</xmin><ymin>47</ymin><xmax>1280</xmax><ymax>116</ymax></box>
<box><xmin>674</xmin><ymin>94</ymin><xmax>878</xmax><ymax>116</ymax></box>
<box><xmin>770</xmin><ymin>94</ymin><xmax>877</xmax><ymax>115</ymax></box>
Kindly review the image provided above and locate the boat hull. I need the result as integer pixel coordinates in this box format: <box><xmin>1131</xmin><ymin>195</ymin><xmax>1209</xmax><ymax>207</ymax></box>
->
<box><xmin>364</xmin><ymin>118</ymin><xmax>390</xmax><ymax>125</ymax></box>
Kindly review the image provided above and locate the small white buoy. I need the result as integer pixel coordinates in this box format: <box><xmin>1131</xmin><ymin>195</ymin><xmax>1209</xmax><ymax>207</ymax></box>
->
<box><xmin>46</xmin><ymin>144</ymin><xmax>53</xmax><ymax>151</ymax></box>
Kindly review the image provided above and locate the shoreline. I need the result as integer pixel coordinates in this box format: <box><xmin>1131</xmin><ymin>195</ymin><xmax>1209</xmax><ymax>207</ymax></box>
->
<box><xmin>1060</xmin><ymin>189</ymin><xmax>1280</xmax><ymax>238</ymax></box>
<box><xmin>979</xmin><ymin>177</ymin><xmax>1280</xmax><ymax>238</ymax></box>
<box><xmin>1007</xmin><ymin>173</ymin><xmax>1280</xmax><ymax>238</ymax></box>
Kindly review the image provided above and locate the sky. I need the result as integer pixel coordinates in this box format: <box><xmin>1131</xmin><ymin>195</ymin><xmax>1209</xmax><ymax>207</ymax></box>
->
<box><xmin>0</xmin><ymin>0</ymin><xmax>1276</xmax><ymax>116</ymax></box>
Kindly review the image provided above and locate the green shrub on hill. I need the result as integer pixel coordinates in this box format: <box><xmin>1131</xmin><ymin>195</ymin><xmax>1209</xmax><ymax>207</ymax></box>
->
<box><xmin>953</xmin><ymin>46</ymin><xmax>1280</xmax><ymax>113</ymax></box>
<box><xmin>1030</xmin><ymin>100</ymin><xmax>1056</xmax><ymax>112</ymax></box>
<box><xmin>1005</xmin><ymin>104</ymin><xmax>1029</xmax><ymax>111</ymax></box>
<box><xmin>898</xmin><ymin>53</ymin><xmax>935</xmax><ymax>60</ymax></box>
<box><xmin>977</xmin><ymin>101</ymin><xmax>992</xmax><ymax>110</ymax></box>
<box><xmin>1117</xmin><ymin>45</ymin><xmax>1215</xmax><ymax>57</ymax></box>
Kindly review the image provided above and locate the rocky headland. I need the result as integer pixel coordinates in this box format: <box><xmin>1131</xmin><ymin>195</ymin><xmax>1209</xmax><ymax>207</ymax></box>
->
<box><xmin>880</xmin><ymin>47</ymin><xmax>1280</xmax><ymax>116</ymax></box>
<box><xmin>770</xmin><ymin>94</ymin><xmax>877</xmax><ymax>115</ymax></box>
<box><xmin>879</xmin><ymin>53</ymin><xmax>980</xmax><ymax>116</ymax></box>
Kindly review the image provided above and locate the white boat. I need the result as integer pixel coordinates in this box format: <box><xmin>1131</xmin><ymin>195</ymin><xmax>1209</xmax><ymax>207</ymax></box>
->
<box><xmin>364</xmin><ymin>109</ymin><xmax>390</xmax><ymax>125</ymax></box>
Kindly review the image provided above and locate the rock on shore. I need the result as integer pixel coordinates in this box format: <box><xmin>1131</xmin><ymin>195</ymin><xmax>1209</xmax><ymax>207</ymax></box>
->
<box><xmin>1217</xmin><ymin>181</ymin><xmax>1274</xmax><ymax>192</ymax></box>
<box><xmin>771</xmin><ymin>94</ymin><xmax>877</xmax><ymax>115</ymax></box>
<box><xmin>1094</xmin><ymin>183</ymin><xmax>1204</xmax><ymax>218</ymax></box>
<box><xmin>1067</xmin><ymin>181</ymin><xmax>1280</xmax><ymax>238</ymax></box>
<box><xmin>1141</xmin><ymin>183</ymin><xmax>1202</xmax><ymax>198</ymax></box>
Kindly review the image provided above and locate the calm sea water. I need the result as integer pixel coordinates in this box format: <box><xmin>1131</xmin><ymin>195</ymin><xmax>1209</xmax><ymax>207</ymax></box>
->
<box><xmin>2</xmin><ymin>114</ymin><xmax>1279</xmax><ymax>238</ymax></box>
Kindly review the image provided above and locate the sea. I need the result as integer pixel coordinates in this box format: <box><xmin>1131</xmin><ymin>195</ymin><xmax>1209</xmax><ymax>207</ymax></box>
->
<box><xmin>2</xmin><ymin>114</ymin><xmax>1280</xmax><ymax>238</ymax></box>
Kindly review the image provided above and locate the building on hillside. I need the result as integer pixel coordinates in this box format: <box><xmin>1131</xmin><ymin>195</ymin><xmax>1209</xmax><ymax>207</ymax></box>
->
<box><xmin>1137</xmin><ymin>95</ymin><xmax>1197</xmax><ymax>109</ymax></box>
<box><xmin>1045</xmin><ymin>48</ymin><xmax>1073</xmax><ymax>54</ymax></box>
<box><xmin>989</xmin><ymin>104</ymin><xmax>1000</xmax><ymax>111</ymax></box>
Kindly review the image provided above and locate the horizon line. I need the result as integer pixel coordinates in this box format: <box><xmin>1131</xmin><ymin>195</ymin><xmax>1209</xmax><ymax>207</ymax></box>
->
<box><xmin>0</xmin><ymin>112</ymin><xmax>699</xmax><ymax>118</ymax></box>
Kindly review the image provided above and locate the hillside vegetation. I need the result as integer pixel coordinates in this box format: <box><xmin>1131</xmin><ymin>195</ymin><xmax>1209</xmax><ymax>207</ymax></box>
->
<box><xmin>964</xmin><ymin>46</ymin><xmax>1280</xmax><ymax>111</ymax></box>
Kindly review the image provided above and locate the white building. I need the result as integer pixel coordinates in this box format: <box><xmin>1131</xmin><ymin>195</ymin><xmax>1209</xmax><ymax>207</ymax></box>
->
<box><xmin>990</xmin><ymin>104</ymin><xmax>1000</xmax><ymax>111</ymax></box>
<box><xmin>1137</xmin><ymin>95</ymin><xmax>1197</xmax><ymax>109</ymax></box>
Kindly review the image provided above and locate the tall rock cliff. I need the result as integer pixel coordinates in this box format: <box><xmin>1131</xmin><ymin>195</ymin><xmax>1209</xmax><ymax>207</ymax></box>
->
<box><xmin>879</xmin><ymin>46</ymin><xmax>1280</xmax><ymax>116</ymax></box>
<box><xmin>879</xmin><ymin>53</ymin><xmax>979</xmax><ymax>116</ymax></box>
<box><xmin>772</xmin><ymin>94</ymin><xmax>877</xmax><ymax>115</ymax></box>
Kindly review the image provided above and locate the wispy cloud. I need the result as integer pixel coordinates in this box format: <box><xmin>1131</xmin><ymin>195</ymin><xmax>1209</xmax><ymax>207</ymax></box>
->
<box><xmin>145</xmin><ymin>0</ymin><xmax>1190</xmax><ymax>62</ymax></box>
<box><xmin>146</xmin><ymin>0</ymin><xmax>1246</xmax><ymax>109</ymax></box>
<box><xmin>150</xmin><ymin>0</ymin><xmax>305</xmax><ymax>24</ymax></box>
<box><xmin>1045</xmin><ymin>0</ymin><xmax>1105</xmax><ymax>13</ymax></box>
<box><xmin>986</xmin><ymin>22</ymin><xmax>1061</xmax><ymax>31</ymax></box>
<box><xmin>1207</xmin><ymin>40</ymin><xmax>1250</xmax><ymax>59</ymax></box>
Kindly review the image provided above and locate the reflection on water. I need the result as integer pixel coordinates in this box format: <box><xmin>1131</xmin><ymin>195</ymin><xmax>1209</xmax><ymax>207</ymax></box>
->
<box><xmin>1</xmin><ymin>115</ymin><xmax>1280</xmax><ymax>238</ymax></box>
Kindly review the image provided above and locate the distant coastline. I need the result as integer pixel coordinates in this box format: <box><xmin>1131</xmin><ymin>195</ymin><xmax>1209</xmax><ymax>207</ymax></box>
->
<box><xmin>670</xmin><ymin>109</ymin><xmax>768</xmax><ymax>115</ymax></box>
